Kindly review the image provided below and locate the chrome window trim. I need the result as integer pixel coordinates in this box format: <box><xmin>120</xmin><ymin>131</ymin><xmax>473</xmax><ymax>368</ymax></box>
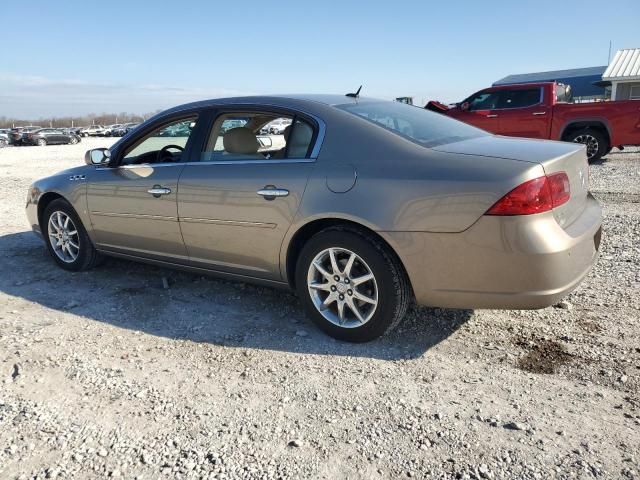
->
<box><xmin>154</xmin><ymin>101</ymin><xmax>326</xmax><ymax>159</ymax></box>
<box><xmin>95</xmin><ymin>158</ymin><xmax>316</xmax><ymax>171</ymax></box>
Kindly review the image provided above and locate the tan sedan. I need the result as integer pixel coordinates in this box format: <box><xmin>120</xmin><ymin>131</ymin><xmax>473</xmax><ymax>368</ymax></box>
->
<box><xmin>26</xmin><ymin>95</ymin><xmax>602</xmax><ymax>342</ymax></box>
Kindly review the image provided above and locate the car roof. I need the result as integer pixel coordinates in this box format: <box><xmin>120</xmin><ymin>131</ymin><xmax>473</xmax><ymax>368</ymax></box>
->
<box><xmin>161</xmin><ymin>94</ymin><xmax>382</xmax><ymax>117</ymax></box>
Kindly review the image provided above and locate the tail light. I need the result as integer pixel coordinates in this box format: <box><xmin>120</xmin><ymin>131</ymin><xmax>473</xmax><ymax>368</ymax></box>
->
<box><xmin>486</xmin><ymin>172</ymin><xmax>570</xmax><ymax>216</ymax></box>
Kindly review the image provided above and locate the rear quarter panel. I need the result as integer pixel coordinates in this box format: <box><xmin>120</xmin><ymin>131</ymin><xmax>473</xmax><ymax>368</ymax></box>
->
<box><xmin>288</xmin><ymin>113</ymin><xmax>544</xmax><ymax>234</ymax></box>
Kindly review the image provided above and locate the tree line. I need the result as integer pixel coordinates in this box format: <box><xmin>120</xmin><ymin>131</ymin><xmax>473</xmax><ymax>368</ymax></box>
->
<box><xmin>0</xmin><ymin>111</ymin><xmax>162</xmax><ymax>129</ymax></box>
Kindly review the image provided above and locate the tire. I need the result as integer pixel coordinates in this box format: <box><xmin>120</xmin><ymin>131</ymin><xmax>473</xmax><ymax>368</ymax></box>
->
<box><xmin>566</xmin><ymin>128</ymin><xmax>608</xmax><ymax>163</ymax></box>
<box><xmin>42</xmin><ymin>199</ymin><xmax>102</xmax><ymax>272</ymax></box>
<box><xmin>37</xmin><ymin>138</ymin><xmax>47</xmax><ymax>147</ymax></box>
<box><xmin>0</xmin><ymin>139</ymin><xmax>7</xmax><ymax>148</ymax></box>
<box><xmin>295</xmin><ymin>227</ymin><xmax>411</xmax><ymax>342</ymax></box>
<box><xmin>69</xmin><ymin>136</ymin><xmax>79</xmax><ymax>145</ymax></box>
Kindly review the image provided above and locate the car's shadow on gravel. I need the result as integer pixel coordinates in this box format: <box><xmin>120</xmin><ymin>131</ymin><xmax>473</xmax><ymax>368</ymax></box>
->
<box><xmin>0</xmin><ymin>231</ymin><xmax>472</xmax><ymax>360</ymax></box>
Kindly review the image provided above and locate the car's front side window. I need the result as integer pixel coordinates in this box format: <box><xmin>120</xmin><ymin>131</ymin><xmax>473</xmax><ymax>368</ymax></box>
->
<box><xmin>201</xmin><ymin>111</ymin><xmax>314</xmax><ymax>162</ymax></box>
<box><xmin>121</xmin><ymin>116</ymin><xmax>198</xmax><ymax>166</ymax></box>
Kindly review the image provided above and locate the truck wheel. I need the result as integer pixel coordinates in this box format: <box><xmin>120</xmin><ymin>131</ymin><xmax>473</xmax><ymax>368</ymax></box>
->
<box><xmin>567</xmin><ymin>128</ymin><xmax>607</xmax><ymax>163</ymax></box>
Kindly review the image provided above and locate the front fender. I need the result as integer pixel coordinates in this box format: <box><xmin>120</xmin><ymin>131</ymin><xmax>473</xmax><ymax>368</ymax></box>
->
<box><xmin>26</xmin><ymin>166</ymin><xmax>93</xmax><ymax>240</ymax></box>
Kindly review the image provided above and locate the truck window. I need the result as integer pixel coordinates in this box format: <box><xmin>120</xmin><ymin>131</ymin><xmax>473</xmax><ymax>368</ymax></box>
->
<box><xmin>497</xmin><ymin>89</ymin><xmax>542</xmax><ymax>109</ymax></box>
<box><xmin>467</xmin><ymin>92</ymin><xmax>500</xmax><ymax>111</ymax></box>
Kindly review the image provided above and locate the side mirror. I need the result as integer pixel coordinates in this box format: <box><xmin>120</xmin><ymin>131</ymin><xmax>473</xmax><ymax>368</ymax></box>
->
<box><xmin>85</xmin><ymin>148</ymin><xmax>111</xmax><ymax>166</ymax></box>
<box><xmin>460</xmin><ymin>101</ymin><xmax>470</xmax><ymax>111</ymax></box>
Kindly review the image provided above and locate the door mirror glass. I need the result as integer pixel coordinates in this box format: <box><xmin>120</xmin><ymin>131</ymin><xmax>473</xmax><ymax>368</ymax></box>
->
<box><xmin>85</xmin><ymin>148</ymin><xmax>111</xmax><ymax>165</ymax></box>
<box><xmin>460</xmin><ymin>101</ymin><xmax>470</xmax><ymax>111</ymax></box>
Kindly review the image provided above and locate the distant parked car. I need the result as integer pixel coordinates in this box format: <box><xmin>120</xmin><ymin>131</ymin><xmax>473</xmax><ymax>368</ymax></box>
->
<box><xmin>124</xmin><ymin>123</ymin><xmax>140</xmax><ymax>135</ymax></box>
<box><xmin>65</xmin><ymin>127</ymin><xmax>83</xmax><ymax>136</ymax></box>
<box><xmin>81</xmin><ymin>125</ymin><xmax>108</xmax><ymax>137</ymax></box>
<box><xmin>9</xmin><ymin>126</ymin><xmax>43</xmax><ymax>145</ymax></box>
<box><xmin>103</xmin><ymin>124</ymin><xmax>123</xmax><ymax>137</ymax></box>
<box><xmin>267</xmin><ymin>118</ymin><xmax>292</xmax><ymax>134</ymax></box>
<box><xmin>23</xmin><ymin>128</ymin><xmax>81</xmax><ymax>146</ymax></box>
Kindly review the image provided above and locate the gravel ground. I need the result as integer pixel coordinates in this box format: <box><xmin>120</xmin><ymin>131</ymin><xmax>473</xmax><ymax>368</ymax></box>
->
<box><xmin>0</xmin><ymin>139</ymin><xmax>638</xmax><ymax>479</ymax></box>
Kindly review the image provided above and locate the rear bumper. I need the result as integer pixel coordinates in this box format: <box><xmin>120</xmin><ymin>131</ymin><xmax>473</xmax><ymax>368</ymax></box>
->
<box><xmin>384</xmin><ymin>193</ymin><xmax>602</xmax><ymax>309</ymax></box>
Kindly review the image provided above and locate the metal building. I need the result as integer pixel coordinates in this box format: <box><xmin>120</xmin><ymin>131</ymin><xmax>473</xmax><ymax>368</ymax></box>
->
<box><xmin>493</xmin><ymin>66</ymin><xmax>607</xmax><ymax>100</ymax></box>
<box><xmin>603</xmin><ymin>48</ymin><xmax>640</xmax><ymax>101</ymax></box>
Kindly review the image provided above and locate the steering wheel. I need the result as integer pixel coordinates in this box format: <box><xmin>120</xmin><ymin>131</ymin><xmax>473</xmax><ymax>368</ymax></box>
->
<box><xmin>156</xmin><ymin>144</ymin><xmax>184</xmax><ymax>163</ymax></box>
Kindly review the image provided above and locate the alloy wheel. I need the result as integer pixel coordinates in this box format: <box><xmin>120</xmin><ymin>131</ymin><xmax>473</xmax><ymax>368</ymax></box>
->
<box><xmin>47</xmin><ymin>211</ymin><xmax>80</xmax><ymax>263</ymax></box>
<box><xmin>307</xmin><ymin>247</ymin><xmax>378</xmax><ymax>328</ymax></box>
<box><xmin>573</xmin><ymin>134</ymin><xmax>599</xmax><ymax>160</ymax></box>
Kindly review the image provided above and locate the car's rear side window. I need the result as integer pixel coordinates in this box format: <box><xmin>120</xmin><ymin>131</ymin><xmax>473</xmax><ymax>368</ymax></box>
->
<box><xmin>201</xmin><ymin>111</ymin><xmax>314</xmax><ymax>161</ymax></box>
<box><xmin>336</xmin><ymin>101</ymin><xmax>487</xmax><ymax>148</ymax></box>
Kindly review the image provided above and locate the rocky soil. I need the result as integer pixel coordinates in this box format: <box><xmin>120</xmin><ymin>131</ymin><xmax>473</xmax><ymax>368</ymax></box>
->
<box><xmin>0</xmin><ymin>140</ymin><xmax>638</xmax><ymax>479</ymax></box>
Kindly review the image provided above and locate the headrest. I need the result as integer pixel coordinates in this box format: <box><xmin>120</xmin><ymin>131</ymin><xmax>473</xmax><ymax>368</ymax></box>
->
<box><xmin>288</xmin><ymin>122</ymin><xmax>314</xmax><ymax>157</ymax></box>
<box><xmin>223</xmin><ymin>127</ymin><xmax>259</xmax><ymax>154</ymax></box>
<box><xmin>282</xmin><ymin>125</ymin><xmax>292</xmax><ymax>140</ymax></box>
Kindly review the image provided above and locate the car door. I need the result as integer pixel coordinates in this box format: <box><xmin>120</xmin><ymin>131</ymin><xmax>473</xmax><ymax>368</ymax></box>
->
<box><xmin>86</xmin><ymin>114</ymin><xmax>201</xmax><ymax>262</ymax></box>
<box><xmin>178</xmin><ymin>109</ymin><xmax>319</xmax><ymax>281</ymax></box>
<box><xmin>49</xmin><ymin>129</ymin><xmax>65</xmax><ymax>144</ymax></box>
<box><xmin>450</xmin><ymin>90</ymin><xmax>500</xmax><ymax>133</ymax></box>
<box><xmin>495</xmin><ymin>87</ymin><xmax>551</xmax><ymax>138</ymax></box>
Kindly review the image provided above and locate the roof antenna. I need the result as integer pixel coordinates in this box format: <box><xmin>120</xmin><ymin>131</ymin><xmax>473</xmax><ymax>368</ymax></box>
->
<box><xmin>346</xmin><ymin>85</ymin><xmax>362</xmax><ymax>98</ymax></box>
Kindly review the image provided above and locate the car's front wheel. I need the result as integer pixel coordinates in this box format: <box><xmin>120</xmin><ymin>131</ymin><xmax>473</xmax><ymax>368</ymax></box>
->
<box><xmin>69</xmin><ymin>136</ymin><xmax>79</xmax><ymax>144</ymax></box>
<box><xmin>37</xmin><ymin>138</ymin><xmax>47</xmax><ymax>146</ymax></box>
<box><xmin>295</xmin><ymin>227</ymin><xmax>411</xmax><ymax>342</ymax></box>
<box><xmin>43</xmin><ymin>199</ymin><xmax>102</xmax><ymax>271</ymax></box>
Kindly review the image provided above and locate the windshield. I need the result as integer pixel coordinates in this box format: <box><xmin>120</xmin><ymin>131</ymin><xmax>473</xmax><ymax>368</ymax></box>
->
<box><xmin>336</xmin><ymin>101</ymin><xmax>487</xmax><ymax>147</ymax></box>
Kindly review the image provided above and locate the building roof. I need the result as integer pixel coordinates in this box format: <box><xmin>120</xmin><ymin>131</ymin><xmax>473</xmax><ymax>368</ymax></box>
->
<box><xmin>603</xmin><ymin>48</ymin><xmax>640</xmax><ymax>80</ymax></box>
<box><xmin>493</xmin><ymin>66</ymin><xmax>607</xmax><ymax>97</ymax></box>
<box><xmin>494</xmin><ymin>66</ymin><xmax>607</xmax><ymax>85</ymax></box>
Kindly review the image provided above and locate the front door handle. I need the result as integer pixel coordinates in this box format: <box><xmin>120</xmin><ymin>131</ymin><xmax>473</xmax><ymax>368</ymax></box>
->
<box><xmin>257</xmin><ymin>186</ymin><xmax>289</xmax><ymax>200</ymax></box>
<box><xmin>486</xmin><ymin>114</ymin><xmax>498</xmax><ymax>118</ymax></box>
<box><xmin>147</xmin><ymin>185</ymin><xmax>172</xmax><ymax>197</ymax></box>
<box><xmin>532</xmin><ymin>111</ymin><xmax>547</xmax><ymax>116</ymax></box>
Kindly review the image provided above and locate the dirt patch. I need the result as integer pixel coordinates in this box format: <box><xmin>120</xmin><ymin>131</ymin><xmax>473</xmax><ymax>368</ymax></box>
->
<box><xmin>578</xmin><ymin>318</ymin><xmax>603</xmax><ymax>333</ymax></box>
<box><xmin>514</xmin><ymin>337</ymin><xmax>574</xmax><ymax>374</ymax></box>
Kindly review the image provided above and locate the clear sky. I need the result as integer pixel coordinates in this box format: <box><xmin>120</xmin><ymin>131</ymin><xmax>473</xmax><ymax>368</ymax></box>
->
<box><xmin>1</xmin><ymin>0</ymin><xmax>638</xmax><ymax>118</ymax></box>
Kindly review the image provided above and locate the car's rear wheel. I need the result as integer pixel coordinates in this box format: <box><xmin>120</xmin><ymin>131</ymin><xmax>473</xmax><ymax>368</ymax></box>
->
<box><xmin>69</xmin><ymin>136</ymin><xmax>79</xmax><ymax>144</ymax></box>
<box><xmin>37</xmin><ymin>138</ymin><xmax>47</xmax><ymax>147</ymax></box>
<box><xmin>0</xmin><ymin>138</ymin><xmax>7</xmax><ymax>148</ymax></box>
<box><xmin>43</xmin><ymin>199</ymin><xmax>102</xmax><ymax>271</ymax></box>
<box><xmin>567</xmin><ymin>128</ymin><xmax>607</xmax><ymax>163</ymax></box>
<box><xmin>295</xmin><ymin>227</ymin><xmax>411</xmax><ymax>342</ymax></box>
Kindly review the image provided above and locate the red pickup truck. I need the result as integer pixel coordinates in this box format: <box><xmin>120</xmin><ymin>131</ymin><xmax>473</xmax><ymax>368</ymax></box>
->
<box><xmin>426</xmin><ymin>82</ymin><xmax>640</xmax><ymax>162</ymax></box>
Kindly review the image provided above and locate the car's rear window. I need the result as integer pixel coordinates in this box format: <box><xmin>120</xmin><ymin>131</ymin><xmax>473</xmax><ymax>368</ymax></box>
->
<box><xmin>336</xmin><ymin>101</ymin><xmax>487</xmax><ymax>147</ymax></box>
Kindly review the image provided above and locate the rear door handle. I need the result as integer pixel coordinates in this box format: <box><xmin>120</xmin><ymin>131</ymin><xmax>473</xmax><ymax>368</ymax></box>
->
<box><xmin>257</xmin><ymin>187</ymin><xmax>289</xmax><ymax>200</ymax></box>
<box><xmin>486</xmin><ymin>114</ymin><xmax>498</xmax><ymax>118</ymax></box>
<box><xmin>532</xmin><ymin>111</ymin><xmax>547</xmax><ymax>116</ymax></box>
<box><xmin>147</xmin><ymin>185</ymin><xmax>172</xmax><ymax>197</ymax></box>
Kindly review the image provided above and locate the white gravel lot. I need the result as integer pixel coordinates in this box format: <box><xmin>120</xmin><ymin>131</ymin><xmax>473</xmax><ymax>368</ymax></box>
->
<box><xmin>0</xmin><ymin>139</ymin><xmax>638</xmax><ymax>479</ymax></box>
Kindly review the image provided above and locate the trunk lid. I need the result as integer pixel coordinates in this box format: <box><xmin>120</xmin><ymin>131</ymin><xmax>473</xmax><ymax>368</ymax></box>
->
<box><xmin>433</xmin><ymin>135</ymin><xmax>589</xmax><ymax>229</ymax></box>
